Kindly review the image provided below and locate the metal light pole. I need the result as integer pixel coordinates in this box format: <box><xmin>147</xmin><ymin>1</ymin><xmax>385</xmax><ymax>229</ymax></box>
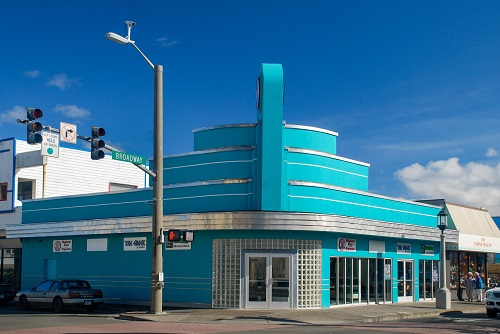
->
<box><xmin>106</xmin><ymin>21</ymin><xmax>164</xmax><ymax>314</ymax></box>
<box><xmin>436</xmin><ymin>208</ymin><xmax>451</xmax><ymax>309</ymax></box>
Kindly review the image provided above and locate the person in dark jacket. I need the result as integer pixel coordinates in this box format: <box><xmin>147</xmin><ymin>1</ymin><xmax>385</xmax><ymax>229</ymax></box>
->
<box><xmin>464</xmin><ymin>272</ymin><xmax>475</xmax><ymax>301</ymax></box>
<box><xmin>474</xmin><ymin>272</ymin><xmax>484</xmax><ymax>302</ymax></box>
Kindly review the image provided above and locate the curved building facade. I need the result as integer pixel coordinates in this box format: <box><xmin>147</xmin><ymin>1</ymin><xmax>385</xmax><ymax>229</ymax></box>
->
<box><xmin>7</xmin><ymin>64</ymin><xmax>454</xmax><ymax>309</ymax></box>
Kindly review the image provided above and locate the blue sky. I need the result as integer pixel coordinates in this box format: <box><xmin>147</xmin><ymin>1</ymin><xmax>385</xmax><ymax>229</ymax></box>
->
<box><xmin>2</xmin><ymin>1</ymin><xmax>500</xmax><ymax>214</ymax></box>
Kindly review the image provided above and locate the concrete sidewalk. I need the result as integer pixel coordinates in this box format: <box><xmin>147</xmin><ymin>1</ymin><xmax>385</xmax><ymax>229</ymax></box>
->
<box><xmin>118</xmin><ymin>300</ymin><xmax>487</xmax><ymax>325</ymax></box>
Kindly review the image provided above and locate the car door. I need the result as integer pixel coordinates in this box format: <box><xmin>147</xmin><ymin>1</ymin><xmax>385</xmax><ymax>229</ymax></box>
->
<box><xmin>28</xmin><ymin>280</ymin><xmax>55</xmax><ymax>306</ymax></box>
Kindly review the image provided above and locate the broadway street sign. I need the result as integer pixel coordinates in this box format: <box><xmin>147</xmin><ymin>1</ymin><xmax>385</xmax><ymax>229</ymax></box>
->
<box><xmin>112</xmin><ymin>151</ymin><xmax>147</xmax><ymax>165</ymax></box>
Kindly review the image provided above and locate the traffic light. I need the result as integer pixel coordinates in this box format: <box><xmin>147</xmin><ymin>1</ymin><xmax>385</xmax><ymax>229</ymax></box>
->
<box><xmin>167</xmin><ymin>229</ymin><xmax>181</xmax><ymax>242</ymax></box>
<box><xmin>91</xmin><ymin>126</ymin><xmax>106</xmax><ymax>160</ymax></box>
<box><xmin>26</xmin><ymin>108</ymin><xmax>43</xmax><ymax>144</ymax></box>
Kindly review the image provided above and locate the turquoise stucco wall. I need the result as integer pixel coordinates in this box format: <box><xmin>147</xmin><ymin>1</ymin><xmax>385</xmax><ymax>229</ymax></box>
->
<box><xmin>20</xmin><ymin>230</ymin><xmax>440</xmax><ymax>307</ymax></box>
<box><xmin>284</xmin><ymin>126</ymin><xmax>337</xmax><ymax>155</ymax></box>
<box><xmin>163</xmin><ymin>148</ymin><xmax>254</xmax><ymax>185</ymax></box>
<box><xmin>288</xmin><ymin>183</ymin><xmax>440</xmax><ymax>227</ymax></box>
<box><xmin>193</xmin><ymin>124</ymin><xmax>256</xmax><ymax>151</ymax></box>
<box><xmin>257</xmin><ymin>64</ymin><xmax>285</xmax><ymax>211</ymax></box>
<box><xmin>20</xmin><ymin>232</ymin><xmax>214</xmax><ymax>304</ymax></box>
<box><xmin>285</xmin><ymin>150</ymin><xmax>369</xmax><ymax>191</ymax></box>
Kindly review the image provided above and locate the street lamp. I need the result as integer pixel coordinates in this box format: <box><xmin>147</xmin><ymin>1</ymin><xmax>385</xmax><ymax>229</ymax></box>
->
<box><xmin>106</xmin><ymin>21</ymin><xmax>164</xmax><ymax>314</ymax></box>
<box><xmin>436</xmin><ymin>208</ymin><xmax>451</xmax><ymax>309</ymax></box>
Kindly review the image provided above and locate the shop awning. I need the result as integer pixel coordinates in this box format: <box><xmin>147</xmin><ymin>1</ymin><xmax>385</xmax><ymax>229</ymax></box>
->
<box><xmin>446</xmin><ymin>202</ymin><xmax>500</xmax><ymax>253</ymax></box>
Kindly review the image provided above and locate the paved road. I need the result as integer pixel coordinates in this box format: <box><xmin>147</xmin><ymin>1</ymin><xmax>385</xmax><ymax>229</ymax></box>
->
<box><xmin>0</xmin><ymin>299</ymin><xmax>495</xmax><ymax>334</ymax></box>
<box><xmin>0</xmin><ymin>312</ymin><xmax>499</xmax><ymax>334</ymax></box>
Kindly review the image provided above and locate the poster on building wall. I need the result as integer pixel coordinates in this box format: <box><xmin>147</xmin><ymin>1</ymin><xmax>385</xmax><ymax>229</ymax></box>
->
<box><xmin>421</xmin><ymin>245</ymin><xmax>434</xmax><ymax>255</ymax></box>
<box><xmin>433</xmin><ymin>268</ymin><xmax>439</xmax><ymax>282</ymax></box>
<box><xmin>384</xmin><ymin>264</ymin><xmax>391</xmax><ymax>280</ymax></box>
<box><xmin>338</xmin><ymin>238</ymin><xmax>356</xmax><ymax>252</ymax></box>
<box><xmin>53</xmin><ymin>240</ymin><xmax>72</xmax><ymax>252</ymax></box>
<box><xmin>397</xmin><ymin>242</ymin><xmax>411</xmax><ymax>254</ymax></box>
<box><xmin>124</xmin><ymin>237</ymin><xmax>147</xmax><ymax>251</ymax></box>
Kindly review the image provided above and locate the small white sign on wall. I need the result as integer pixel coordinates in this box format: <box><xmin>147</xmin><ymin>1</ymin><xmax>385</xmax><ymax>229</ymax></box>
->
<box><xmin>124</xmin><ymin>237</ymin><xmax>147</xmax><ymax>251</ymax></box>
<box><xmin>87</xmin><ymin>238</ymin><xmax>108</xmax><ymax>252</ymax></box>
<box><xmin>338</xmin><ymin>238</ymin><xmax>356</xmax><ymax>252</ymax></box>
<box><xmin>369</xmin><ymin>240</ymin><xmax>385</xmax><ymax>253</ymax></box>
<box><xmin>421</xmin><ymin>245</ymin><xmax>434</xmax><ymax>255</ymax></box>
<box><xmin>53</xmin><ymin>240</ymin><xmax>72</xmax><ymax>252</ymax></box>
<box><xmin>397</xmin><ymin>242</ymin><xmax>411</xmax><ymax>254</ymax></box>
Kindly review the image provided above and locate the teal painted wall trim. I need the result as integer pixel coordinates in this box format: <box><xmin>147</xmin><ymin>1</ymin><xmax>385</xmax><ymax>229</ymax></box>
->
<box><xmin>193</xmin><ymin>124</ymin><xmax>256</xmax><ymax>151</ymax></box>
<box><xmin>286</xmin><ymin>149</ymin><xmax>369</xmax><ymax>191</ymax></box>
<box><xmin>257</xmin><ymin>63</ymin><xmax>285</xmax><ymax>211</ymax></box>
<box><xmin>284</xmin><ymin>125</ymin><xmax>338</xmax><ymax>155</ymax></box>
<box><xmin>289</xmin><ymin>182</ymin><xmax>441</xmax><ymax>227</ymax></box>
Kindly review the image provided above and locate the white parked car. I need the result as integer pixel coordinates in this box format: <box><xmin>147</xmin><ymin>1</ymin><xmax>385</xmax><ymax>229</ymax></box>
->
<box><xmin>16</xmin><ymin>279</ymin><xmax>103</xmax><ymax>313</ymax></box>
<box><xmin>485</xmin><ymin>282</ymin><xmax>500</xmax><ymax>318</ymax></box>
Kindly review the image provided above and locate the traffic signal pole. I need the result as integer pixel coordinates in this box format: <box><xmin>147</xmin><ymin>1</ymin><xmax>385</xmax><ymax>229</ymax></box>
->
<box><xmin>151</xmin><ymin>64</ymin><xmax>164</xmax><ymax>314</ymax></box>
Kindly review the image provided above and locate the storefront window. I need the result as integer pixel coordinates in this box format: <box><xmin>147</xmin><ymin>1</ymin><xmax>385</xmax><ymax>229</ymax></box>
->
<box><xmin>330</xmin><ymin>257</ymin><xmax>391</xmax><ymax>305</ymax></box>
<box><xmin>448</xmin><ymin>251</ymin><xmax>489</xmax><ymax>290</ymax></box>
<box><xmin>459</xmin><ymin>253</ymin><xmax>468</xmax><ymax>288</ymax></box>
<box><xmin>469</xmin><ymin>253</ymin><xmax>477</xmax><ymax>273</ymax></box>
<box><xmin>449</xmin><ymin>251</ymin><xmax>458</xmax><ymax>289</ymax></box>
<box><xmin>1</xmin><ymin>248</ymin><xmax>22</xmax><ymax>291</ymax></box>
<box><xmin>419</xmin><ymin>260</ymin><xmax>438</xmax><ymax>299</ymax></box>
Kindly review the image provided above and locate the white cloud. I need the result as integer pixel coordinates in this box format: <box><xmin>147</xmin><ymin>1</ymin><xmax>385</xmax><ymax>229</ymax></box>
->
<box><xmin>486</xmin><ymin>148</ymin><xmax>498</xmax><ymax>157</ymax></box>
<box><xmin>155</xmin><ymin>37</ymin><xmax>179</xmax><ymax>48</ymax></box>
<box><xmin>46</xmin><ymin>74</ymin><xmax>80</xmax><ymax>91</ymax></box>
<box><xmin>24</xmin><ymin>70</ymin><xmax>41</xmax><ymax>78</ymax></box>
<box><xmin>0</xmin><ymin>106</ymin><xmax>26</xmax><ymax>125</ymax></box>
<box><xmin>395</xmin><ymin>158</ymin><xmax>500</xmax><ymax>216</ymax></box>
<box><xmin>54</xmin><ymin>104</ymin><xmax>90</xmax><ymax>119</ymax></box>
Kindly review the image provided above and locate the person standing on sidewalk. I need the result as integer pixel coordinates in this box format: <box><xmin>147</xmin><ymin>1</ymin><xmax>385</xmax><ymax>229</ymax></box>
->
<box><xmin>474</xmin><ymin>272</ymin><xmax>484</xmax><ymax>302</ymax></box>
<box><xmin>465</xmin><ymin>272</ymin><xmax>475</xmax><ymax>301</ymax></box>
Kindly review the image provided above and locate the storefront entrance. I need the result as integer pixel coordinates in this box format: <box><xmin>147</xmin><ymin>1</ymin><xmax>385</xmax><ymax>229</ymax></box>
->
<box><xmin>330</xmin><ymin>257</ymin><xmax>392</xmax><ymax>305</ymax></box>
<box><xmin>243</xmin><ymin>252</ymin><xmax>294</xmax><ymax>309</ymax></box>
<box><xmin>397</xmin><ymin>260</ymin><xmax>414</xmax><ymax>302</ymax></box>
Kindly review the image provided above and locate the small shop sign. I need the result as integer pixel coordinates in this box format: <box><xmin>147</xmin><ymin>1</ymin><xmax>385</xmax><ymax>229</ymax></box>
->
<box><xmin>338</xmin><ymin>238</ymin><xmax>356</xmax><ymax>252</ymax></box>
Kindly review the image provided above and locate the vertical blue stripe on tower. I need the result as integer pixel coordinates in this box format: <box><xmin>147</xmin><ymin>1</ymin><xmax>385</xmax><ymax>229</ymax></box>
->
<box><xmin>256</xmin><ymin>64</ymin><xmax>285</xmax><ymax>211</ymax></box>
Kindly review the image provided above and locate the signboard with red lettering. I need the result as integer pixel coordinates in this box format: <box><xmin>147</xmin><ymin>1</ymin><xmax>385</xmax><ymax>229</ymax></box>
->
<box><xmin>53</xmin><ymin>240</ymin><xmax>72</xmax><ymax>252</ymax></box>
<box><xmin>338</xmin><ymin>238</ymin><xmax>356</xmax><ymax>252</ymax></box>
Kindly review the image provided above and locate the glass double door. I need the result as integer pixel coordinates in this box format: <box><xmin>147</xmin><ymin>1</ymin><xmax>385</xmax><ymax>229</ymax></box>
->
<box><xmin>244</xmin><ymin>253</ymin><xmax>293</xmax><ymax>309</ymax></box>
<box><xmin>397</xmin><ymin>260</ymin><xmax>414</xmax><ymax>302</ymax></box>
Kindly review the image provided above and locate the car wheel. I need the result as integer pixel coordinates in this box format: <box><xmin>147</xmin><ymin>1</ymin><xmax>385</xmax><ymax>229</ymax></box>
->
<box><xmin>19</xmin><ymin>295</ymin><xmax>29</xmax><ymax>311</ymax></box>
<box><xmin>53</xmin><ymin>297</ymin><xmax>64</xmax><ymax>313</ymax></box>
<box><xmin>487</xmin><ymin>309</ymin><xmax>498</xmax><ymax>318</ymax></box>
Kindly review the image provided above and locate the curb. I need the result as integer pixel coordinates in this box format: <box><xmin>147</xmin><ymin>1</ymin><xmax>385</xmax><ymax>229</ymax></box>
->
<box><xmin>117</xmin><ymin>308</ymin><xmax>482</xmax><ymax>325</ymax></box>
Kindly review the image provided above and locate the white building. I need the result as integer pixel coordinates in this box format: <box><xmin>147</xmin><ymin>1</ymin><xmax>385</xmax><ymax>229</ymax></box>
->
<box><xmin>0</xmin><ymin>137</ymin><xmax>148</xmax><ymax>289</ymax></box>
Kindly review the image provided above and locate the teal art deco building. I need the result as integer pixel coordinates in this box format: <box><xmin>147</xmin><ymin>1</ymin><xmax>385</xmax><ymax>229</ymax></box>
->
<box><xmin>8</xmin><ymin>64</ymin><xmax>452</xmax><ymax>309</ymax></box>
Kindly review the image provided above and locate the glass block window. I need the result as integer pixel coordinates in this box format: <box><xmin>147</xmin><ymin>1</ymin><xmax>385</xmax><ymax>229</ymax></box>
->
<box><xmin>212</xmin><ymin>239</ymin><xmax>322</xmax><ymax>308</ymax></box>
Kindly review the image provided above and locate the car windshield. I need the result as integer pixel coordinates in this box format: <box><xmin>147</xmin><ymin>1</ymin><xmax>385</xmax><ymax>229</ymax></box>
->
<box><xmin>35</xmin><ymin>281</ymin><xmax>55</xmax><ymax>291</ymax></box>
<box><xmin>61</xmin><ymin>281</ymin><xmax>91</xmax><ymax>289</ymax></box>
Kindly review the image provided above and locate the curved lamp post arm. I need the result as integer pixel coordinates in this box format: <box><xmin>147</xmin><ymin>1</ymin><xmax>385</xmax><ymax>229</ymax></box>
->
<box><xmin>132</xmin><ymin>43</ymin><xmax>154</xmax><ymax>69</ymax></box>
